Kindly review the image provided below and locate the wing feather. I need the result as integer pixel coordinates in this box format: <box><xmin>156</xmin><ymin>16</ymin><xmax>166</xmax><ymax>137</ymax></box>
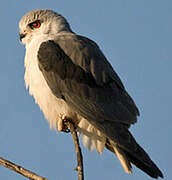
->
<box><xmin>37</xmin><ymin>34</ymin><xmax>139</xmax><ymax>127</ymax></box>
<box><xmin>37</xmin><ymin>33</ymin><xmax>164</xmax><ymax>179</ymax></box>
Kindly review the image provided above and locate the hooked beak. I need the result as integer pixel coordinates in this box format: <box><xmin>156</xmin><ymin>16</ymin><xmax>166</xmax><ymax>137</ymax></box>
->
<box><xmin>19</xmin><ymin>33</ymin><xmax>26</xmax><ymax>41</ymax></box>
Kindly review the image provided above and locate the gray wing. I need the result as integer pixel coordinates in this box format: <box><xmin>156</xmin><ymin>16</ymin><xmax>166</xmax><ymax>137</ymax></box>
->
<box><xmin>37</xmin><ymin>34</ymin><xmax>139</xmax><ymax>128</ymax></box>
<box><xmin>37</xmin><ymin>35</ymin><xmax>164</xmax><ymax>179</ymax></box>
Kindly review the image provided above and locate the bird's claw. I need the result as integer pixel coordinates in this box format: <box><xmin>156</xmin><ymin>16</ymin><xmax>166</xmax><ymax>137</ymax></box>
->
<box><xmin>57</xmin><ymin>114</ymin><xmax>71</xmax><ymax>133</ymax></box>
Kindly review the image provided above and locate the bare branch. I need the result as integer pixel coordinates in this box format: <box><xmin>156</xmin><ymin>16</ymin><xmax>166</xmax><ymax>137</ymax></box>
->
<box><xmin>66</xmin><ymin>121</ymin><xmax>84</xmax><ymax>180</ymax></box>
<box><xmin>0</xmin><ymin>157</ymin><xmax>48</xmax><ymax>180</ymax></box>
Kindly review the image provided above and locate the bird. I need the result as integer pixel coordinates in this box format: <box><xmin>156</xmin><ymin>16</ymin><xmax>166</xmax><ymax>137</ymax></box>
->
<box><xmin>19</xmin><ymin>9</ymin><xmax>163</xmax><ymax>178</ymax></box>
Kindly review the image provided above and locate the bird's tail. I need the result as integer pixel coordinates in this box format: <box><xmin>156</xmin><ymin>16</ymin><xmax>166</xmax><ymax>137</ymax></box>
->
<box><xmin>113</xmin><ymin>144</ymin><xmax>132</xmax><ymax>174</ymax></box>
<box><xmin>106</xmin><ymin>131</ymin><xmax>163</xmax><ymax>179</ymax></box>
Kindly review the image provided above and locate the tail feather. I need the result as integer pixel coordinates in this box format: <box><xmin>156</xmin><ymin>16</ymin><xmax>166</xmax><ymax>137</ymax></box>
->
<box><xmin>113</xmin><ymin>144</ymin><xmax>132</xmax><ymax>174</ymax></box>
<box><xmin>125</xmin><ymin>148</ymin><xmax>163</xmax><ymax>178</ymax></box>
<box><xmin>106</xmin><ymin>138</ymin><xmax>163</xmax><ymax>179</ymax></box>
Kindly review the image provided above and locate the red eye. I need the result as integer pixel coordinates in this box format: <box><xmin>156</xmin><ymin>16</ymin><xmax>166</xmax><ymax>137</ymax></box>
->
<box><xmin>29</xmin><ymin>21</ymin><xmax>41</xmax><ymax>29</ymax></box>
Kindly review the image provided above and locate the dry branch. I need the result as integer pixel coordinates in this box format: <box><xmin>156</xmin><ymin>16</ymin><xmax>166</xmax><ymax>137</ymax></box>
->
<box><xmin>0</xmin><ymin>121</ymin><xmax>84</xmax><ymax>180</ymax></box>
<box><xmin>0</xmin><ymin>157</ymin><xmax>48</xmax><ymax>180</ymax></box>
<box><xmin>66</xmin><ymin>121</ymin><xmax>84</xmax><ymax>180</ymax></box>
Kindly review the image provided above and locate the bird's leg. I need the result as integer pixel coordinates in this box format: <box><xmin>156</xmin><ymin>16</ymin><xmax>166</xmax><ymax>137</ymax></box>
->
<box><xmin>57</xmin><ymin>114</ymin><xmax>71</xmax><ymax>133</ymax></box>
<box><xmin>58</xmin><ymin>114</ymin><xmax>84</xmax><ymax>179</ymax></box>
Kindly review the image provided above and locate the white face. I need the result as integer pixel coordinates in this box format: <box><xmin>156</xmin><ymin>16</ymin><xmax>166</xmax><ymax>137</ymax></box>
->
<box><xmin>19</xmin><ymin>9</ymin><xmax>72</xmax><ymax>45</ymax></box>
<box><xmin>19</xmin><ymin>19</ymin><xmax>51</xmax><ymax>45</ymax></box>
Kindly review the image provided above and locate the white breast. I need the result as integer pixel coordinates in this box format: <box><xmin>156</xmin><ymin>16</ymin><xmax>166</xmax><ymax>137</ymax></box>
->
<box><xmin>24</xmin><ymin>34</ymin><xmax>106</xmax><ymax>154</ymax></box>
<box><xmin>24</xmin><ymin>34</ymin><xmax>76</xmax><ymax>128</ymax></box>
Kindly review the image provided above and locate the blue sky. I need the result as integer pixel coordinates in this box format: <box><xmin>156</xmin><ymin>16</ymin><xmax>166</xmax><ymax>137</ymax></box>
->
<box><xmin>0</xmin><ymin>0</ymin><xmax>171</xmax><ymax>179</ymax></box>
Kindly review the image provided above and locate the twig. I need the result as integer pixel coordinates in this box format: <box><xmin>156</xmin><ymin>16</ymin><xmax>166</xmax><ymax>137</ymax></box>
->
<box><xmin>66</xmin><ymin>121</ymin><xmax>84</xmax><ymax>180</ymax></box>
<box><xmin>0</xmin><ymin>157</ymin><xmax>48</xmax><ymax>180</ymax></box>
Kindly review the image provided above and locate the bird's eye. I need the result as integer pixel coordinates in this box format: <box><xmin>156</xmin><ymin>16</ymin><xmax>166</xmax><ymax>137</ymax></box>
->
<box><xmin>29</xmin><ymin>20</ymin><xmax>41</xmax><ymax>30</ymax></box>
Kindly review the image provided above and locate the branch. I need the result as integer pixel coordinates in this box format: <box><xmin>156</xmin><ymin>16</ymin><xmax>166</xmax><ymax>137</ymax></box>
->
<box><xmin>0</xmin><ymin>157</ymin><xmax>48</xmax><ymax>180</ymax></box>
<box><xmin>66</xmin><ymin>121</ymin><xmax>84</xmax><ymax>180</ymax></box>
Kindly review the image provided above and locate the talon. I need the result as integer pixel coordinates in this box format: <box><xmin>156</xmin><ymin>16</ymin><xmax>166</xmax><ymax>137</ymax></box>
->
<box><xmin>58</xmin><ymin>114</ymin><xmax>70</xmax><ymax>133</ymax></box>
<box><xmin>63</xmin><ymin>128</ymin><xmax>70</xmax><ymax>133</ymax></box>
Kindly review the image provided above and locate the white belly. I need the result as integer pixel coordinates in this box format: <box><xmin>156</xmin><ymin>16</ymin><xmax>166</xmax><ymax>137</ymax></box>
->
<box><xmin>24</xmin><ymin>34</ymin><xmax>105</xmax><ymax>153</ymax></box>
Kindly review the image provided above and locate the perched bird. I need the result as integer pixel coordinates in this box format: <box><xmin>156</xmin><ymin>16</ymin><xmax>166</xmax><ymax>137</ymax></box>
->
<box><xmin>19</xmin><ymin>9</ymin><xmax>163</xmax><ymax>178</ymax></box>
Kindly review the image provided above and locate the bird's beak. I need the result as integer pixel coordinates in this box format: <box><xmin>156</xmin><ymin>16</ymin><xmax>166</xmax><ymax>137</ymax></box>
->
<box><xmin>19</xmin><ymin>33</ymin><xmax>26</xmax><ymax>41</ymax></box>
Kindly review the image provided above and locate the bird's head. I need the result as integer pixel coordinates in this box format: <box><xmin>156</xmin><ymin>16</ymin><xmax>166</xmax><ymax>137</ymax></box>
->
<box><xmin>19</xmin><ymin>9</ymin><xmax>72</xmax><ymax>45</ymax></box>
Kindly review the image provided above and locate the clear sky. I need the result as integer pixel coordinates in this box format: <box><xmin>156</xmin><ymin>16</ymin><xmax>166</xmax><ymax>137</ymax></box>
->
<box><xmin>0</xmin><ymin>0</ymin><xmax>171</xmax><ymax>179</ymax></box>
